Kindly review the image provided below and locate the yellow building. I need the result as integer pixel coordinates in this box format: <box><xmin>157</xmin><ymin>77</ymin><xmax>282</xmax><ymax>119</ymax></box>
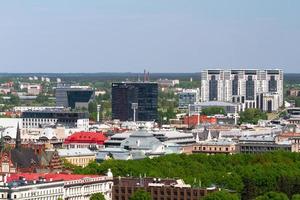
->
<box><xmin>58</xmin><ymin>148</ymin><xmax>95</xmax><ymax>167</ymax></box>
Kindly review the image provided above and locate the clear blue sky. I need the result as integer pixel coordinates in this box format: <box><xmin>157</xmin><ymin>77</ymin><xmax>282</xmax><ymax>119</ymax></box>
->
<box><xmin>0</xmin><ymin>0</ymin><xmax>299</xmax><ymax>73</ymax></box>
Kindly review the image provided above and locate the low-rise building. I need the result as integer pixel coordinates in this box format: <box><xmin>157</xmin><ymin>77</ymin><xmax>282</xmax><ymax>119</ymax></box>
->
<box><xmin>178</xmin><ymin>89</ymin><xmax>200</xmax><ymax>109</ymax></box>
<box><xmin>57</xmin><ymin>148</ymin><xmax>96</xmax><ymax>167</ymax></box>
<box><xmin>21</xmin><ymin>110</ymin><xmax>89</xmax><ymax>130</ymax></box>
<box><xmin>112</xmin><ymin>177</ymin><xmax>217</xmax><ymax>200</ymax></box>
<box><xmin>237</xmin><ymin>135</ymin><xmax>291</xmax><ymax>153</ymax></box>
<box><xmin>186</xmin><ymin>139</ymin><xmax>237</xmax><ymax>155</ymax></box>
<box><xmin>63</xmin><ymin>131</ymin><xmax>107</xmax><ymax>150</ymax></box>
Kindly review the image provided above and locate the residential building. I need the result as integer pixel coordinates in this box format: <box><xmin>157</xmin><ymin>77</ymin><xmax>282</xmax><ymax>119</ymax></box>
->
<box><xmin>0</xmin><ymin>171</ymin><xmax>113</xmax><ymax>200</ymax></box>
<box><xmin>55</xmin><ymin>85</ymin><xmax>95</xmax><ymax>109</ymax></box>
<box><xmin>112</xmin><ymin>177</ymin><xmax>217</xmax><ymax>200</ymax></box>
<box><xmin>178</xmin><ymin>89</ymin><xmax>200</xmax><ymax>109</ymax></box>
<box><xmin>111</xmin><ymin>82</ymin><xmax>158</xmax><ymax>121</ymax></box>
<box><xmin>201</xmin><ymin>69</ymin><xmax>283</xmax><ymax>112</ymax></box>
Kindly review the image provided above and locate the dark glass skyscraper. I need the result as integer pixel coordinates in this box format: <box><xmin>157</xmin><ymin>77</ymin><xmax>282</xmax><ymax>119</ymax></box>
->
<box><xmin>111</xmin><ymin>82</ymin><xmax>158</xmax><ymax>121</ymax></box>
<box><xmin>56</xmin><ymin>86</ymin><xmax>94</xmax><ymax>109</ymax></box>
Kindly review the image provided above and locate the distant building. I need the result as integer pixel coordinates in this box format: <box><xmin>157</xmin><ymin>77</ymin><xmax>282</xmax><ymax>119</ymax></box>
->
<box><xmin>112</xmin><ymin>177</ymin><xmax>217</xmax><ymax>200</ymax></box>
<box><xmin>63</xmin><ymin>131</ymin><xmax>107</xmax><ymax>149</ymax></box>
<box><xmin>178</xmin><ymin>89</ymin><xmax>200</xmax><ymax>109</ymax></box>
<box><xmin>55</xmin><ymin>85</ymin><xmax>95</xmax><ymax>109</ymax></box>
<box><xmin>287</xmin><ymin>107</ymin><xmax>300</xmax><ymax>125</ymax></box>
<box><xmin>57</xmin><ymin>148</ymin><xmax>96</xmax><ymax>167</ymax></box>
<box><xmin>237</xmin><ymin>135</ymin><xmax>291</xmax><ymax>153</ymax></box>
<box><xmin>157</xmin><ymin>79</ymin><xmax>179</xmax><ymax>87</ymax></box>
<box><xmin>111</xmin><ymin>82</ymin><xmax>158</xmax><ymax>121</ymax></box>
<box><xmin>13</xmin><ymin>106</ymin><xmax>64</xmax><ymax>112</ymax></box>
<box><xmin>188</xmin><ymin>101</ymin><xmax>240</xmax><ymax>115</ymax></box>
<box><xmin>201</xmin><ymin>69</ymin><xmax>283</xmax><ymax>112</ymax></box>
<box><xmin>287</xmin><ymin>88</ymin><xmax>300</xmax><ymax>97</ymax></box>
<box><xmin>21</xmin><ymin>110</ymin><xmax>89</xmax><ymax>130</ymax></box>
<box><xmin>186</xmin><ymin>139</ymin><xmax>237</xmax><ymax>155</ymax></box>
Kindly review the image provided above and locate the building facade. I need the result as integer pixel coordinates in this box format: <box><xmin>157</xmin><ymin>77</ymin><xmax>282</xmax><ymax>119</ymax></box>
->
<box><xmin>112</xmin><ymin>177</ymin><xmax>217</xmax><ymax>200</ymax></box>
<box><xmin>0</xmin><ymin>172</ymin><xmax>113</xmax><ymax>200</ymax></box>
<box><xmin>21</xmin><ymin>110</ymin><xmax>89</xmax><ymax>130</ymax></box>
<box><xmin>201</xmin><ymin>69</ymin><xmax>283</xmax><ymax>112</ymax></box>
<box><xmin>111</xmin><ymin>82</ymin><xmax>158</xmax><ymax>121</ymax></box>
<box><xmin>56</xmin><ymin>85</ymin><xmax>95</xmax><ymax>109</ymax></box>
<box><xmin>178</xmin><ymin>89</ymin><xmax>200</xmax><ymax>109</ymax></box>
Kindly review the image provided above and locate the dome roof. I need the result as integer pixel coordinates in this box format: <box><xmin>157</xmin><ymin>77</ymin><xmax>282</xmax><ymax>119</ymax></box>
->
<box><xmin>64</xmin><ymin>131</ymin><xmax>107</xmax><ymax>145</ymax></box>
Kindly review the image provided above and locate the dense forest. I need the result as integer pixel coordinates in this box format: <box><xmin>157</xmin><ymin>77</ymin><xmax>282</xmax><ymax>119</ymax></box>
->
<box><xmin>73</xmin><ymin>152</ymin><xmax>300</xmax><ymax>200</ymax></box>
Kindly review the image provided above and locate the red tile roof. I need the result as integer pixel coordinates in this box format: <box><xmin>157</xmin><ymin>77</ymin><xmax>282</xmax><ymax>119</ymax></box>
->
<box><xmin>64</xmin><ymin>131</ymin><xmax>107</xmax><ymax>145</ymax></box>
<box><xmin>7</xmin><ymin>173</ymin><xmax>100</xmax><ymax>182</ymax></box>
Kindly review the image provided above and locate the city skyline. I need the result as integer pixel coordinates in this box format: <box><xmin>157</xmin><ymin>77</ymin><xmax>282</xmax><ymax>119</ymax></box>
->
<box><xmin>0</xmin><ymin>0</ymin><xmax>300</xmax><ymax>73</ymax></box>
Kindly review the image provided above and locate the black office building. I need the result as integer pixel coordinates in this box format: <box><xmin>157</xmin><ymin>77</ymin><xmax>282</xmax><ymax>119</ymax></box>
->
<box><xmin>55</xmin><ymin>86</ymin><xmax>94</xmax><ymax>109</ymax></box>
<box><xmin>111</xmin><ymin>82</ymin><xmax>158</xmax><ymax>121</ymax></box>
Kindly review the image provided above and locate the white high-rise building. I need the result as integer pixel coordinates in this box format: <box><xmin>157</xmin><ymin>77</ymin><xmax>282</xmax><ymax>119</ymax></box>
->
<box><xmin>200</xmin><ymin>69</ymin><xmax>283</xmax><ymax>112</ymax></box>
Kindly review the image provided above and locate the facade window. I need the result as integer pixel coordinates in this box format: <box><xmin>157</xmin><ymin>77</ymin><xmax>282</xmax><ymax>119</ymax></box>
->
<box><xmin>209</xmin><ymin>75</ymin><xmax>218</xmax><ymax>101</ymax></box>
<box><xmin>246</xmin><ymin>76</ymin><xmax>255</xmax><ymax>100</ymax></box>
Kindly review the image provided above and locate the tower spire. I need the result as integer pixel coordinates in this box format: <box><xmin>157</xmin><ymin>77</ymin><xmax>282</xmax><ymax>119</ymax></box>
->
<box><xmin>15</xmin><ymin>123</ymin><xmax>21</xmax><ymax>150</ymax></box>
<box><xmin>0</xmin><ymin>130</ymin><xmax>4</xmax><ymax>153</ymax></box>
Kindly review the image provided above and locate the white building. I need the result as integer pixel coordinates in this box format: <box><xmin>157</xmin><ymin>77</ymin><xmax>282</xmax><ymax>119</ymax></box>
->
<box><xmin>201</xmin><ymin>69</ymin><xmax>283</xmax><ymax>112</ymax></box>
<box><xmin>178</xmin><ymin>89</ymin><xmax>200</xmax><ymax>109</ymax></box>
<box><xmin>0</xmin><ymin>171</ymin><xmax>113</xmax><ymax>200</ymax></box>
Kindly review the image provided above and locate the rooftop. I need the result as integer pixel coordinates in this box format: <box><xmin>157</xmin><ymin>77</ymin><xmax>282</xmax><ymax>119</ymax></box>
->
<box><xmin>64</xmin><ymin>131</ymin><xmax>107</xmax><ymax>144</ymax></box>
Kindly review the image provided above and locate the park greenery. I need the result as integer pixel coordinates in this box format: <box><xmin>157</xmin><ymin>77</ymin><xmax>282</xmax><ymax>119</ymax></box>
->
<box><xmin>72</xmin><ymin>152</ymin><xmax>300</xmax><ymax>200</ymax></box>
<box><xmin>239</xmin><ymin>108</ymin><xmax>268</xmax><ymax>124</ymax></box>
<box><xmin>202</xmin><ymin>190</ymin><xmax>239</xmax><ymax>200</ymax></box>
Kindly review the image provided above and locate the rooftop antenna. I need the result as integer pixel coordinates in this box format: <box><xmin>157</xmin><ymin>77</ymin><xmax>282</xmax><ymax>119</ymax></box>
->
<box><xmin>147</xmin><ymin>71</ymin><xmax>150</xmax><ymax>82</ymax></box>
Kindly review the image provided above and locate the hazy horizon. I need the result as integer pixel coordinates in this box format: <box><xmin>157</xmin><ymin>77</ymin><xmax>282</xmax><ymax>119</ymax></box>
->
<box><xmin>0</xmin><ymin>0</ymin><xmax>299</xmax><ymax>73</ymax></box>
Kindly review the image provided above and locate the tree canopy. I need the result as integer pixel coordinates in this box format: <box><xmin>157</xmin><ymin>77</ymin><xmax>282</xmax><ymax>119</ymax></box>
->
<box><xmin>201</xmin><ymin>107</ymin><xmax>226</xmax><ymax>116</ymax></box>
<box><xmin>239</xmin><ymin>108</ymin><xmax>267</xmax><ymax>124</ymax></box>
<box><xmin>73</xmin><ymin>152</ymin><xmax>300</xmax><ymax>200</ymax></box>
<box><xmin>129</xmin><ymin>189</ymin><xmax>151</xmax><ymax>200</ymax></box>
<box><xmin>90</xmin><ymin>192</ymin><xmax>106</xmax><ymax>200</ymax></box>
<box><xmin>255</xmin><ymin>192</ymin><xmax>289</xmax><ymax>200</ymax></box>
<box><xmin>202</xmin><ymin>190</ymin><xmax>239</xmax><ymax>200</ymax></box>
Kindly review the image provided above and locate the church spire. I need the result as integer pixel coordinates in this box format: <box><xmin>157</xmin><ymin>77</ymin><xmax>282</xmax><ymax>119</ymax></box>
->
<box><xmin>0</xmin><ymin>130</ymin><xmax>4</xmax><ymax>153</ymax></box>
<box><xmin>15</xmin><ymin>123</ymin><xmax>21</xmax><ymax>150</ymax></box>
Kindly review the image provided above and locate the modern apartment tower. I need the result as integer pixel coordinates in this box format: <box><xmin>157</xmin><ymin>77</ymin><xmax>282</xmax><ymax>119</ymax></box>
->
<box><xmin>111</xmin><ymin>82</ymin><xmax>158</xmax><ymax>121</ymax></box>
<box><xmin>201</xmin><ymin>69</ymin><xmax>283</xmax><ymax>112</ymax></box>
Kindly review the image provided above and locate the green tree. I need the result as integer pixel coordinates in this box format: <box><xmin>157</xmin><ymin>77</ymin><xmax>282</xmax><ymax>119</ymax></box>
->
<box><xmin>201</xmin><ymin>107</ymin><xmax>226</xmax><ymax>116</ymax></box>
<box><xmin>90</xmin><ymin>192</ymin><xmax>106</xmax><ymax>200</ymax></box>
<box><xmin>129</xmin><ymin>189</ymin><xmax>151</xmax><ymax>200</ymax></box>
<box><xmin>239</xmin><ymin>108</ymin><xmax>267</xmax><ymax>124</ymax></box>
<box><xmin>292</xmin><ymin>194</ymin><xmax>300</xmax><ymax>200</ymax></box>
<box><xmin>255</xmin><ymin>192</ymin><xmax>289</xmax><ymax>200</ymax></box>
<box><xmin>202</xmin><ymin>190</ymin><xmax>239</xmax><ymax>200</ymax></box>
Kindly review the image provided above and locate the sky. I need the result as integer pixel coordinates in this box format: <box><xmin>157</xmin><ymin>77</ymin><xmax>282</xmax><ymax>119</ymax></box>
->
<box><xmin>0</xmin><ymin>0</ymin><xmax>299</xmax><ymax>73</ymax></box>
